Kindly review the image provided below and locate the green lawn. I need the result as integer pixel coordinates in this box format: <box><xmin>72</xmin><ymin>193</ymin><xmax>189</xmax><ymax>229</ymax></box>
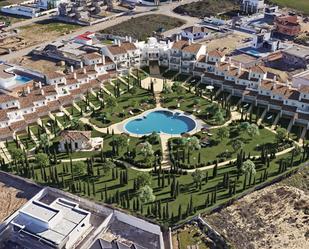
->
<box><xmin>90</xmin><ymin>87</ymin><xmax>155</xmax><ymax>128</ymax></box>
<box><xmin>161</xmin><ymin>89</ymin><xmax>229</xmax><ymax>125</ymax></box>
<box><xmin>53</xmin><ymin>112</ymin><xmax>70</xmax><ymax>127</ymax></box>
<box><xmin>13</xmin><ymin>147</ymin><xmax>305</xmax><ymax>226</ymax></box>
<box><xmin>170</xmin><ymin>125</ymin><xmax>280</xmax><ymax>168</ymax></box>
<box><xmin>87</xmin><ymin>92</ymin><xmax>102</xmax><ymax>108</ymax></box>
<box><xmin>65</xmin><ymin>105</ymin><xmax>82</xmax><ymax>118</ymax></box>
<box><xmin>30</xmin><ymin>124</ymin><xmax>45</xmax><ymax>138</ymax></box>
<box><xmin>18</xmin><ymin>133</ymin><xmax>36</xmax><ymax>150</ymax></box>
<box><xmin>270</xmin><ymin>0</ymin><xmax>309</xmax><ymax>15</ymax></box>
<box><xmin>175</xmin><ymin>226</ymin><xmax>210</xmax><ymax>249</ymax></box>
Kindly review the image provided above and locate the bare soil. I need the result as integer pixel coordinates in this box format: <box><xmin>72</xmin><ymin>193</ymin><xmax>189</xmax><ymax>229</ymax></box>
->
<box><xmin>0</xmin><ymin>20</ymin><xmax>79</xmax><ymax>52</ymax></box>
<box><xmin>205</xmin><ymin>182</ymin><xmax>309</xmax><ymax>249</ymax></box>
<box><xmin>203</xmin><ymin>32</ymin><xmax>251</xmax><ymax>53</ymax></box>
<box><xmin>0</xmin><ymin>173</ymin><xmax>41</xmax><ymax>222</ymax></box>
<box><xmin>9</xmin><ymin>55</ymin><xmax>66</xmax><ymax>74</ymax></box>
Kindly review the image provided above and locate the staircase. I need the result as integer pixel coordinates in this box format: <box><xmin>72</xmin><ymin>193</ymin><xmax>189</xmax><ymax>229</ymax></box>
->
<box><xmin>287</xmin><ymin>118</ymin><xmax>294</xmax><ymax>133</ymax></box>
<box><xmin>271</xmin><ymin>113</ymin><xmax>280</xmax><ymax>130</ymax></box>
<box><xmin>257</xmin><ymin>109</ymin><xmax>267</xmax><ymax>125</ymax></box>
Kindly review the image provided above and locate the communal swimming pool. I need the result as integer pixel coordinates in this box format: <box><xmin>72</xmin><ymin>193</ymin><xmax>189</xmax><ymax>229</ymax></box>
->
<box><xmin>124</xmin><ymin>110</ymin><xmax>196</xmax><ymax>135</ymax></box>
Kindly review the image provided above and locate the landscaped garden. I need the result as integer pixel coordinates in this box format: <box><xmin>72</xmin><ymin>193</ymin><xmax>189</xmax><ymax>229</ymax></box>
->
<box><xmin>89</xmin><ymin>86</ymin><xmax>156</xmax><ymax>128</ymax></box>
<box><xmin>161</xmin><ymin>82</ymin><xmax>230</xmax><ymax>126</ymax></box>
<box><xmin>169</xmin><ymin>121</ymin><xmax>290</xmax><ymax>169</ymax></box>
<box><xmin>1</xmin><ymin>68</ymin><xmax>308</xmax><ymax>228</ymax></box>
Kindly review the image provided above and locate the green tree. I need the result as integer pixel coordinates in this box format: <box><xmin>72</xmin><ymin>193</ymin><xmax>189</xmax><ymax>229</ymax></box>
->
<box><xmin>72</xmin><ymin>161</ymin><xmax>86</xmax><ymax>177</ymax></box>
<box><xmin>101</xmin><ymin>161</ymin><xmax>115</xmax><ymax>176</ymax></box>
<box><xmin>206</xmin><ymin>103</ymin><xmax>220</xmax><ymax>116</ymax></box>
<box><xmin>231</xmin><ymin>139</ymin><xmax>244</xmax><ymax>153</ymax></box>
<box><xmin>106</xmin><ymin>96</ymin><xmax>117</xmax><ymax>112</ymax></box>
<box><xmin>171</xmin><ymin>82</ymin><xmax>184</xmax><ymax>95</ymax></box>
<box><xmin>70</xmin><ymin>118</ymin><xmax>79</xmax><ymax>129</ymax></box>
<box><xmin>213</xmin><ymin>111</ymin><xmax>224</xmax><ymax>124</ymax></box>
<box><xmin>136</xmin><ymin>172</ymin><xmax>152</xmax><ymax>188</ymax></box>
<box><xmin>35</xmin><ymin>153</ymin><xmax>49</xmax><ymax>168</ymax></box>
<box><xmin>39</xmin><ymin>134</ymin><xmax>51</xmax><ymax>153</ymax></box>
<box><xmin>9</xmin><ymin>148</ymin><xmax>23</xmax><ymax>163</ymax></box>
<box><xmin>247</xmin><ymin>124</ymin><xmax>259</xmax><ymax>138</ymax></box>
<box><xmin>238</xmin><ymin>122</ymin><xmax>250</xmax><ymax>131</ymax></box>
<box><xmin>114</xmin><ymin>135</ymin><xmax>128</xmax><ymax>154</ymax></box>
<box><xmin>147</xmin><ymin>132</ymin><xmax>160</xmax><ymax>145</ymax></box>
<box><xmin>276</xmin><ymin>127</ymin><xmax>288</xmax><ymax>143</ymax></box>
<box><xmin>138</xmin><ymin>185</ymin><xmax>155</xmax><ymax>203</ymax></box>
<box><xmin>241</xmin><ymin>160</ymin><xmax>256</xmax><ymax>175</ymax></box>
<box><xmin>192</xmin><ymin>169</ymin><xmax>204</xmax><ymax>189</ymax></box>
<box><xmin>185</xmin><ymin>136</ymin><xmax>200</xmax><ymax>163</ymax></box>
<box><xmin>217</xmin><ymin>127</ymin><xmax>229</xmax><ymax>140</ymax></box>
<box><xmin>140</xmin><ymin>141</ymin><xmax>154</xmax><ymax>158</ymax></box>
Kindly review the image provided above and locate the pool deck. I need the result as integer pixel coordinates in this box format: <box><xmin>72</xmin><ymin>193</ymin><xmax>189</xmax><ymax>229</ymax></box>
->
<box><xmin>81</xmin><ymin>107</ymin><xmax>207</xmax><ymax>169</ymax></box>
<box><xmin>108</xmin><ymin>107</ymin><xmax>207</xmax><ymax>138</ymax></box>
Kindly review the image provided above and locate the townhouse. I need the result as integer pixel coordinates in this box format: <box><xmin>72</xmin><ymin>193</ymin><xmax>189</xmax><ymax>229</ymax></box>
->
<box><xmin>0</xmin><ymin>59</ymin><xmax>110</xmax><ymax>139</ymax></box>
<box><xmin>0</xmin><ymin>36</ymin><xmax>309</xmax><ymax>140</ymax></box>
<box><xmin>198</xmin><ymin>53</ymin><xmax>309</xmax><ymax>129</ymax></box>
<box><xmin>100</xmin><ymin>40</ymin><xmax>140</xmax><ymax>74</ymax></box>
<box><xmin>169</xmin><ymin>39</ymin><xmax>206</xmax><ymax>73</ymax></box>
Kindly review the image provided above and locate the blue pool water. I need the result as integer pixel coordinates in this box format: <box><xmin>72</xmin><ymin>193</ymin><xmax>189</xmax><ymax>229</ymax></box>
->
<box><xmin>125</xmin><ymin>110</ymin><xmax>196</xmax><ymax>135</ymax></box>
<box><xmin>15</xmin><ymin>75</ymin><xmax>32</xmax><ymax>85</ymax></box>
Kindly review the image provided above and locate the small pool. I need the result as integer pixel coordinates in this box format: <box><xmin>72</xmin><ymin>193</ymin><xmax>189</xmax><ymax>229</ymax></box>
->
<box><xmin>15</xmin><ymin>75</ymin><xmax>32</xmax><ymax>85</ymax></box>
<box><xmin>125</xmin><ymin>110</ymin><xmax>196</xmax><ymax>135</ymax></box>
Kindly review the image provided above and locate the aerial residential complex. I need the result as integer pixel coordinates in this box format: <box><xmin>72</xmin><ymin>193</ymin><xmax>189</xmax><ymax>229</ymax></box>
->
<box><xmin>1</xmin><ymin>33</ymin><xmax>309</xmax><ymax>141</ymax></box>
<box><xmin>0</xmin><ymin>0</ymin><xmax>309</xmax><ymax>248</ymax></box>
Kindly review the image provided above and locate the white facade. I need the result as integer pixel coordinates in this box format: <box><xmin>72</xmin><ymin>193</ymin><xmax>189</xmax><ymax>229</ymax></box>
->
<box><xmin>181</xmin><ymin>27</ymin><xmax>209</xmax><ymax>41</ymax></box>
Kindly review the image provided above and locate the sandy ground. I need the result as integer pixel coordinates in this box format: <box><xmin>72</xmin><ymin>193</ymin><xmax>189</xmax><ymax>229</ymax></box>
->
<box><xmin>205</xmin><ymin>184</ymin><xmax>309</xmax><ymax>249</ymax></box>
<box><xmin>0</xmin><ymin>173</ymin><xmax>41</xmax><ymax>222</ymax></box>
<box><xmin>0</xmin><ymin>21</ymin><xmax>79</xmax><ymax>53</ymax></box>
<box><xmin>202</xmin><ymin>32</ymin><xmax>252</xmax><ymax>53</ymax></box>
<box><xmin>8</xmin><ymin>55</ymin><xmax>65</xmax><ymax>74</ymax></box>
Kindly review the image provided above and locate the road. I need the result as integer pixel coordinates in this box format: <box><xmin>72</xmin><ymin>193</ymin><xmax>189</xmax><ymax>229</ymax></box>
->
<box><xmin>0</xmin><ymin>0</ymin><xmax>200</xmax><ymax>62</ymax></box>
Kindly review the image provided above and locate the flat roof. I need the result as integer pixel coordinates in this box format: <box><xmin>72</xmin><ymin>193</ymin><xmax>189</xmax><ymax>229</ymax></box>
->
<box><xmin>284</xmin><ymin>45</ymin><xmax>309</xmax><ymax>59</ymax></box>
<box><xmin>231</xmin><ymin>53</ymin><xmax>258</xmax><ymax>64</ymax></box>
<box><xmin>12</xmin><ymin>198</ymin><xmax>89</xmax><ymax>245</ymax></box>
<box><xmin>21</xmin><ymin>200</ymin><xmax>58</xmax><ymax>222</ymax></box>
